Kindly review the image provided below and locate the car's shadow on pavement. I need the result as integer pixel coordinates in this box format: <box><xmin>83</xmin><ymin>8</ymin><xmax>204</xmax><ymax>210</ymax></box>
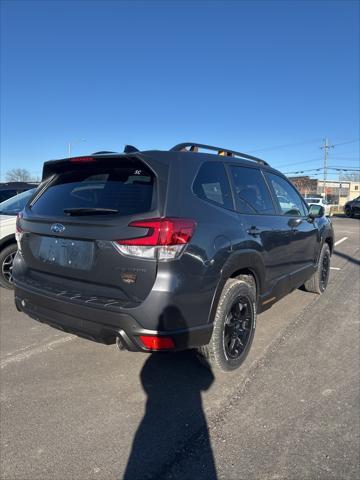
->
<box><xmin>123</xmin><ymin>350</ymin><xmax>217</xmax><ymax>480</ymax></box>
<box><xmin>334</xmin><ymin>250</ymin><xmax>360</xmax><ymax>265</ymax></box>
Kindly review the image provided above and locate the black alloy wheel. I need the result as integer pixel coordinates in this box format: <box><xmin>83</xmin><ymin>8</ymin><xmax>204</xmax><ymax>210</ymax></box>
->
<box><xmin>198</xmin><ymin>276</ymin><xmax>256</xmax><ymax>372</ymax></box>
<box><xmin>319</xmin><ymin>249</ymin><xmax>330</xmax><ymax>292</ymax></box>
<box><xmin>224</xmin><ymin>297</ymin><xmax>253</xmax><ymax>360</ymax></box>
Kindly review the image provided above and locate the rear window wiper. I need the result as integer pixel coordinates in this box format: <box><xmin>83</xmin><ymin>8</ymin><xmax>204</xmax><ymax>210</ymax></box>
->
<box><xmin>63</xmin><ymin>208</ymin><xmax>119</xmax><ymax>216</ymax></box>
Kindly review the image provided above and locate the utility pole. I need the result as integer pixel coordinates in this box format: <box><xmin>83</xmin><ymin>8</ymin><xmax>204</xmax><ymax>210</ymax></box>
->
<box><xmin>67</xmin><ymin>138</ymin><xmax>86</xmax><ymax>158</ymax></box>
<box><xmin>338</xmin><ymin>182</ymin><xmax>342</xmax><ymax>207</ymax></box>
<box><xmin>320</xmin><ymin>138</ymin><xmax>334</xmax><ymax>200</ymax></box>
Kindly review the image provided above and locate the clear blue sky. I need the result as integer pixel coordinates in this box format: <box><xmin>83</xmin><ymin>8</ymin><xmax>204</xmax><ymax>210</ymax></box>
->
<box><xmin>1</xmin><ymin>0</ymin><xmax>359</xmax><ymax>181</ymax></box>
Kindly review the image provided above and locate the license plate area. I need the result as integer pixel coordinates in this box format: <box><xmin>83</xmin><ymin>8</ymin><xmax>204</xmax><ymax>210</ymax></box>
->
<box><xmin>37</xmin><ymin>236</ymin><xmax>95</xmax><ymax>270</ymax></box>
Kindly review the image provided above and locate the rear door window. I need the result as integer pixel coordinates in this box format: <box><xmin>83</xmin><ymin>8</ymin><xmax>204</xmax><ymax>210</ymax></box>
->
<box><xmin>228</xmin><ymin>166</ymin><xmax>275</xmax><ymax>214</ymax></box>
<box><xmin>31</xmin><ymin>164</ymin><xmax>155</xmax><ymax>217</ymax></box>
<box><xmin>193</xmin><ymin>161</ymin><xmax>233</xmax><ymax>210</ymax></box>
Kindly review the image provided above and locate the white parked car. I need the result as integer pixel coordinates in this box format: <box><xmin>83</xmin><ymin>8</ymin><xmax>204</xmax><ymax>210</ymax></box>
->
<box><xmin>0</xmin><ymin>188</ymin><xmax>36</xmax><ymax>288</ymax></box>
<box><xmin>305</xmin><ymin>197</ymin><xmax>332</xmax><ymax>217</ymax></box>
<box><xmin>277</xmin><ymin>195</ymin><xmax>294</xmax><ymax>212</ymax></box>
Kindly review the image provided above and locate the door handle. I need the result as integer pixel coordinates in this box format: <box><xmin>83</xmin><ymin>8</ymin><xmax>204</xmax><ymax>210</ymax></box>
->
<box><xmin>288</xmin><ymin>218</ymin><xmax>302</xmax><ymax>229</ymax></box>
<box><xmin>247</xmin><ymin>226</ymin><xmax>262</xmax><ymax>236</ymax></box>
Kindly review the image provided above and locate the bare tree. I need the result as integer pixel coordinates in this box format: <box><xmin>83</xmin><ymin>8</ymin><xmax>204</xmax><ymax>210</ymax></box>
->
<box><xmin>5</xmin><ymin>168</ymin><xmax>33</xmax><ymax>182</ymax></box>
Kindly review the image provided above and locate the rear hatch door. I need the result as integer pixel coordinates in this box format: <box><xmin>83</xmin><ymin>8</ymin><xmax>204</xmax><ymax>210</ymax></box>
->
<box><xmin>18</xmin><ymin>154</ymin><xmax>165</xmax><ymax>305</ymax></box>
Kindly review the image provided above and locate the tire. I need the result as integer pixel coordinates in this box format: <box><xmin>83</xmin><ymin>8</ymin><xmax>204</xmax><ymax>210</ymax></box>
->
<box><xmin>304</xmin><ymin>243</ymin><xmax>331</xmax><ymax>294</ymax></box>
<box><xmin>345</xmin><ymin>206</ymin><xmax>353</xmax><ymax>218</ymax></box>
<box><xmin>0</xmin><ymin>243</ymin><xmax>17</xmax><ymax>289</ymax></box>
<box><xmin>198</xmin><ymin>275</ymin><xmax>256</xmax><ymax>372</ymax></box>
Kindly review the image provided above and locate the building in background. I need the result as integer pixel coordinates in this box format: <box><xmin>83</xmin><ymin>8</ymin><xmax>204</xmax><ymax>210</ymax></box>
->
<box><xmin>349</xmin><ymin>181</ymin><xmax>360</xmax><ymax>199</ymax></box>
<box><xmin>288</xmin><ymin>176</ymin><xmax>360</xmax><ymax>206</ymax></box>
<box><xmin>288</xmin><ymin>176</ymin><xmax>318</xmax><ymax>197</ymax></box>
<box><xmin>317</xmin><ymin>180</ymin><xmax>350</xmax><ymax>205</ymax></box>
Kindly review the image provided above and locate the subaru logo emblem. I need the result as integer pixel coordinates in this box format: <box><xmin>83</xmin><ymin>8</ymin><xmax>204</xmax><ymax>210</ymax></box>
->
<box><xmin>51</xmin><ymin>223</ymin><xmax>65</xmax><ymax>234</ymax></box>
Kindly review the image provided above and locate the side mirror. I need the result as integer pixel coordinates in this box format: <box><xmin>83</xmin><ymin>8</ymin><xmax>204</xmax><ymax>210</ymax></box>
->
<box><xmin>308</xmin><ymin>204</ymin><xmax>325</xmax><ymax>219</ymax></box>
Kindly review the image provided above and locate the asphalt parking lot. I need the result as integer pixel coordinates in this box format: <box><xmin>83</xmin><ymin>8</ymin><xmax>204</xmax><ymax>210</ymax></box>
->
<box><xmin>1</xmin><ymin>216</ymin><xmax>359</xmax><ymax>480</ymax></box>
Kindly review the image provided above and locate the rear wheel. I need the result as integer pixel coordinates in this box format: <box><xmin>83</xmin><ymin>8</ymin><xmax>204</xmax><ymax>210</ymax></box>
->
<box><xmin>345</xmin><ymin>206</ymin><xmax>353</xmax><ymax>218</ymax></box>
<box><xmin>198</xmin><ymin>276</ymin><xmax>256</xmax><ymax>372</ymax></box>
<box><xmin>304</xmin><ymin>243</ymin><xmax>330</xmax><ymax>294</ymax></box>
<box><xmin>0</xmin><ymin>243</ymin><xmax>17</xmax><ymax>289</ymax></box>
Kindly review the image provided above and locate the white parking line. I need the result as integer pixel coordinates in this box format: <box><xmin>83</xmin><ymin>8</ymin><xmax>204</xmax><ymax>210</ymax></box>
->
<box><xmin>334</xmin><ymin>236</ymin><xmax>348</xmax><ymax>247</ymax></box>
<box><xmin>330</xmin><ymin>267</ymin><xmax>341</xmax><ymax>271</ymax></box>
<box><xmin>0</xmin><ymin>336</ymin><xmax>74</xmax><ymax>369</ymax></box>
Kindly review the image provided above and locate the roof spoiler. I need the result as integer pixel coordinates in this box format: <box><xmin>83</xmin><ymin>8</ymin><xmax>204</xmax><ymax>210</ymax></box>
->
<box><xmin>41</xmin><ymin>151</ymin><xmax>141</xmax><ymax>180</ymax></box>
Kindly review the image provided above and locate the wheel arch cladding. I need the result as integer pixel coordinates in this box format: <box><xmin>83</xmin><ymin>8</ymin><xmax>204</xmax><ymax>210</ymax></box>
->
<box><xmin>207</xmin><ymin>250</ymin><xmax>265</xmax><ymax>324</ymax></box>
<box><xmin>324</xmin><ymin>236</ymin><xmax>333</xmax><ymax>254</ymax></box>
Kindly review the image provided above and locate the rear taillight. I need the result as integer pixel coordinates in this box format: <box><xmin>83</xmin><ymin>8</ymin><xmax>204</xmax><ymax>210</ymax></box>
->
<box><xmin>15</xmin><ymin>213</ymin><xmax>23</xmax><ymax>251</ymax></box>
<box><xmin>113</xmin><ymin>218</ymin><xmax>196</xmax><ymax>261</ymax></box>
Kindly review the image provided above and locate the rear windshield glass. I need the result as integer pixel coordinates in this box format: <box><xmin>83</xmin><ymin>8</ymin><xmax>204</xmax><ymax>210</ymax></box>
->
<box><xmin>31</xmin><ymin>164</ymin><xmax>155</xmax><ymax>217</ymax></box>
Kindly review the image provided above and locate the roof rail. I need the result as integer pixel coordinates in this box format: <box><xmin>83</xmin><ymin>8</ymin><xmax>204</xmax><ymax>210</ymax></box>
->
<box><xmin>170</xmin><ymin>142</ymin><xmax>269</xmax><ymax>166</ymax></box>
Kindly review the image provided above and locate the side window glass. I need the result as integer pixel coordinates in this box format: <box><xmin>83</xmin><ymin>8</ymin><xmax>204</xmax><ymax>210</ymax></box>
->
<box><xmin>267</xmin><ymin>173</ymin><xmax>306</xmax><ymax>216</ymax></box>
<box><xmin>193</xmin><ymin>162</ymin><xmax>233</xmax><ymax>210</ymax></box>
<box><xmin>229</xmin><ymin>166</ymin><xmax>275</xmax><ymax>214</ymax></box>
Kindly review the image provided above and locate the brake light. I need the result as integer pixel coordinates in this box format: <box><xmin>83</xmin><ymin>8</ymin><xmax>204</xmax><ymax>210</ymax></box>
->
<box><xmin>113</xmin><ymin>218</ymin><xmax>196</xmax><ymax>260</ymax></box>
<box><xmin>120</xmin><ymin>218</ymin><xmax>195</xmax><ymax>246</ymax></box>
<box><xmin>139</xmin><ymin>335</ymin><xmax>175</xmax><ymax>350</ymax></box>
<box><xmin>69</xmin><ymin>156</ymin><xmax>96</xmax><ymax>163</ymax></box>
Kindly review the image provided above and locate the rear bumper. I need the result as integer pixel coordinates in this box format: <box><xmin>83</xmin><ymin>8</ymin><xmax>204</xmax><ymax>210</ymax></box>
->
<box><xmin>14</xmin><ymin>283</ymin><xmax>213</xmax><ymax>352</ymax></box>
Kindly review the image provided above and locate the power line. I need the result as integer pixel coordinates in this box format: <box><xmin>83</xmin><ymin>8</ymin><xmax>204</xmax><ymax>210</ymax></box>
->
<box><xmin>284</xmin><ymin>170</ymin><xmax>321</xmax><ymax>175</ymax></box>
<box><xmin>284</xmin><ymin>166</ymin><xmax>360</xmax><ymax>175</ymax></box>
<box><xmin>273</xmin><ymin>157</ymin><xmax>323</xmax><ymax>168</ymax></box>
<box><xmin>247</xmin><ymin>139</ymin><xmax>320</xmax><ymax>154</ymax></box>
<box><xmin>331</xmin><ymin>139</ymin><xmax>359</xmax><ymax>147</ymax></box>
<box><xmin>327</xmin><ymin>165</ymin><xmax>360</xmax><ymax>169</ymax></box>
<box><xmin>328</xmin><ymin>156</ymin><xmax>360</xmax><ymax>161</ymax></box>
<box><xmin>248</xmin><ymin>138</ymin><xmax>359</xmax><ymax>154</ymax></box>
<box><xmin>275</xmin><ymin>156</ymin><xmax>359</xmax><ymax>169</ymax></box>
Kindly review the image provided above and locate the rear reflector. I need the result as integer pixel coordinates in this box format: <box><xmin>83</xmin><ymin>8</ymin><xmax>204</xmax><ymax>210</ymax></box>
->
<box><xmin>69</xmin><ymin>156</ymin><xmax>96</xmax><ymax>163</ymax></box>
<box><xmin>139</xmin><ymin>335</ymin><xmax>175</xmax><ymax>350</ymax></box>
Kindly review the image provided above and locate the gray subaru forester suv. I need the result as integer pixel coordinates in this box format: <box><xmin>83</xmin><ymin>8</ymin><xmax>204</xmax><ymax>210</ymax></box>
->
<box><xmin>13</xmin><ymin>143</ymin><xmax>334</xmax><ymax>371</ymax></box>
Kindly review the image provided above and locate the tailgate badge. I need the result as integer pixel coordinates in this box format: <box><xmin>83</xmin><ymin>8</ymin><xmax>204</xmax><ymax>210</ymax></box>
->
<box><xmin>51</xmin><ymin>223</ymin><xmax>65</xmax><ymax>234</ymax></box>
<box><xmin>121</xmin><ymin>272</ymin><xmax>137</xmax><ymax>284</ymax></box>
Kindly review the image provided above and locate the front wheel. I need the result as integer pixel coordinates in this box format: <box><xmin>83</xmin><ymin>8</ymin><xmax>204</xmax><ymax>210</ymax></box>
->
<box><xmin>198</xmin><ymin>276</ymin><xmax>256</xmax><ymax>372</ymax></box>
<box><xmin>304</xmin><ymin>243</ymin><xmax>331</xmax><ymax>294</ymax></box>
